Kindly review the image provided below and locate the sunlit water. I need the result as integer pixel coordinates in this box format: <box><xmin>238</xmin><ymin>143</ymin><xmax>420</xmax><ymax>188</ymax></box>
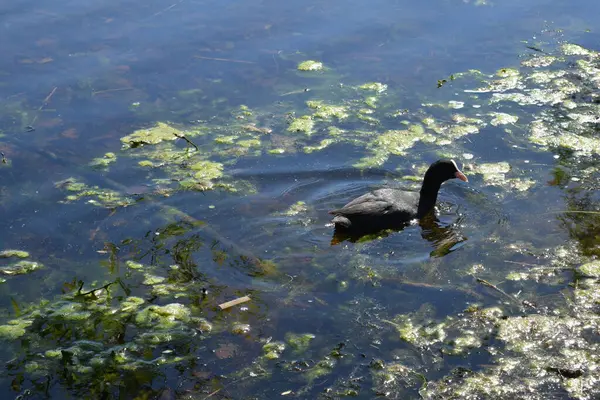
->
<box><xmin>1</xmin><ymin>0</ymin><xmax>600</xmax><ymax>398</ymax></box>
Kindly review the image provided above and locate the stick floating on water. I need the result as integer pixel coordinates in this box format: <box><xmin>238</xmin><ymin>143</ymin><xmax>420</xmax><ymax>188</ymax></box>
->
<box><xmin>219</xmin><ymin>296</ymin><xmax>251</xmax><ymax>310</ymax></box>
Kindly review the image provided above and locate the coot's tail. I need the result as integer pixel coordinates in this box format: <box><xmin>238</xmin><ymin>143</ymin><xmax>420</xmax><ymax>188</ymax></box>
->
<box><xmin>331</xmin><ymin>215</ymin><xmax>351</xmax><ymax>228</ymax></box>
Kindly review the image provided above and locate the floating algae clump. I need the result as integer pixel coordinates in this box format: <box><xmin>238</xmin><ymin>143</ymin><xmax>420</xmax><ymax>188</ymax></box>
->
<box><xmin>530</xmin><ymin>119</ymin><xmax>600</xmax><ymax>156</ymax></box>
<box><xmin>489</xmin><ymin>112</ymin><xmax>518</xmax><ymax>126</ymax></box>
<box><xmin>50</xmin><ymin>301</ymin><xmax>93</xmax><ymax>321</ymax></box>
<box><xmin>0</xmin><ymin>249</ymin><xmax>30</xmax><ymax>258</ymax></box>
<box><xmin>121</xmin><ymin>122</ymin><xmax>184</xmax><ymax>148</ymax></box>
<box><xmin>355</xmin><ymin>127</ymin><xmax>435</xmax><ymax>168</ymax></box>
<box><xmin>263</xmin><ymin>341</ymin><xmax>286</xmax><ymax>360</ymax></box>
<box><xmin>287</xmin><ymin>115</ymin><xmax>314</xmax><ymax>135</ymax></box>
<box><xmin>0</xmin><ymin>319</ymin><xmax>33</xmax><ymax>340</ymax></box>
<box><xmin>473</xmin><ymin>162</ymin><xmax>511</xmax><ymax>181</ymax></box>
<box><xmin>89</xmin><ymin>152</ymin><xmax>117</xmax><ymax>168</ymax></box>
<box><xmin>190</xmin><ymin>160</ymin><xmax>224</xmax><ymax>182</ymax></box>
<box><xmin>359</xmin><ymin>82</ymin><xmax>388</xmax><ymax>93</ymax></box>
<box><xmin>578</xmin><ymin>261</ymin><xmax>600</xmax><ymax>278</ymax></box>
<box><xmin>282</xmin><ymin>201</ymin><xmax>308</xmax><ymax>216</ymax></box>
<box><xmin>0</xmin><ymin>260</ymin><xmax>42</xmax><ymax>276</ymax></box>
<box><xmin>285</xmin><ymin>332</ymin><xmax>315</xmax><ymax>354</ymax></box>
<box><xmin>306</xmin><ymin>100</ymin><xmax>349</xmax><ymax>120</ymax></box>
<box><xmin>135</xmin><ymin>303</ymin><xmax>191</xmax><ymax>329</ymax></box>
<box><xmin>55</xmin><ymin>178</ymin><xmax>135</xmax><ymax>208</ymax></box>
<box><xmin>297</xmin><ymin>60</ymin><xmax>324</xmax><ymax>71</ymax></box>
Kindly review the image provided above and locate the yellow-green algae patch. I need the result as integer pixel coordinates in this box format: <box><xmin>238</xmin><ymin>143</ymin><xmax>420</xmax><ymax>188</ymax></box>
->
<box><xmin>578</xmin><ymin>261</ymin><xmax>600</xmax><ymax>277</ymax></box>
<box><xmin>304</xmin><ymin>358</ymin><xmax>336</xmax><ymax>383</ymax></box>
<box><xmin>56</xmin><ymin>177</ymin><xmax>135</xmax><ymax>208</ymax></box>
<box><xmin>190</xmin><ymin>160</ymin><xmax>224</xmax><ymax>182</ymax></box>
<box><xmin>142</xmin><ymin>273</ymin><xmax>166</xmax><ymax>285</ymax></box>
<box><xmin>530</xmin><ymin>119</ymin><xmax>600</xmax><ymax>156</ymax></box>
<box><xmin>263</xmin><ymin>341</ymin><xmax>286</xmax><ymax>360</ymax></box>
<box><xmin>561</xmin><ymin>43</ymin><xmax>599</xmax><ymax>57</ymax></box>
<box><xmin>0</xmin><ymin>260</ymin><xmax>42</xmax><ymax>276</ymax></box>
<box><xmin>135</xmin><ymin>303</ymin><xmax>191</xmax><ymax>329</ymax></box>
<box><xmin>121</xmin><ymin>122</ymin><xmax>185</xmax><ymax>148</ymax></box>
<box><xmin>236</xmin><ymin>139</ymin><xmax>262</xmax><ymax>148</ymax></box>
<box><xmin>281</xmin><ymin>201</ymin><xmax>308</xmax><ymax>216</ymax></box>
<box><xmin>472</xmin><ymin>161</ymin><xmax>510</xmax><ymax>179</ymax></box>
<box><xmin>285</xmin><ymin>332</ymin><xmax>315</xmax><ymax>354</ymax></box>
<box><xmin>89</xmin><ymin>152</ymin><xmax>117</xmax><ymax>169</ymax></box>
<box><xmin>287</xmin><ymin>115</ymin><xmax>314</xmax><ymax>135</ymax></box>
<box><xmin>50</xmin><ymin>301</ymin><xmax>93</xmax><ymax>321</ymax></box>
<box><xmin>306</xmin><ymin>100</ymin><xmax>349</xmax><ymax>120</ymax></box>
<box><xmin>489</xmin><ymin>112</ymin><xmax>518</xmax><ymax>126</ymax></box>
<box><xmin>354</xmin><ymin>125</ymin><xmax>435</xmax><ymax>168</ymax></box>
<box><xmin>358</xmin><ymin>82</ymin><xmax>388</xmax><ymax>93</ymax></box>
<box><xmin>231</xmin><ymin>323</ymin><xmax>251</xmax><ymax>335</ymax></box>
<box><xmin>138</xmin><ymin>160</ymin><xmax>155</xmax><ymax>167</ymax></box>
<box><xmin>126</xmin><ymin>260</ymin><xmax>145</xmax><ymax>270</ymax></box>
<box><xmin>297</xmin><ymin>60</ymin><xmax>324</xmax><ymax>71</ymax></box>
<box><xmin>521</xmin><ymin>55</ymin><xmax>557</xmax><ymax>68</ymax></box>
<box><xmin>214</xmin><ymin>135</ymin><xmax>238</xmax><ymax>145</ymax></box>
<box><xmin>0</xmin><ymin>249</ymin><xmax>30</xmax><ymax>258</ymax></box>
<box><xmin>304</xmin><ymin>138</ymin><xmax>335</xmax><ymax>153</ymax></box>
<box><xmin>468</xmin><ymin>161</ymin><xmax>535</xmax><ymax>192</ymax></box>
<box><xmin>0</xmin><ymin>319</ymin><xmax>33</xmax><ymax>340</ymax></box>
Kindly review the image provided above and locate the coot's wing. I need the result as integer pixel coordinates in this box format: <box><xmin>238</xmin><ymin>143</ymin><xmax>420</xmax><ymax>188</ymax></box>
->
<box><xmin>330</xmin><ymin>190</ymin><xmax>395</xmax><ymax>216</ymax></box>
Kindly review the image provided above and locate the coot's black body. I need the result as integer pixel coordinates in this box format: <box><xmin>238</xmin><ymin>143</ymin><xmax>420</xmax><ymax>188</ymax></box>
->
<box><xmin>329</xmin><ymin>159</ymin><xmax>468</xmax><ymax>236</ymax></box>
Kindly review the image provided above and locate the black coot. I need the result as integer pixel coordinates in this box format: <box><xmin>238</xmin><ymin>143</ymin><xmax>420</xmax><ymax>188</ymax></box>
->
<box><xmin>329</xmin><ymin>159</ymin><xmax>468</xmax><ymax>235</ymax></box>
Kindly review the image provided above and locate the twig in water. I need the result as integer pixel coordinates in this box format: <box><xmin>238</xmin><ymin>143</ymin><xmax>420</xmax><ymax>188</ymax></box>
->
<box><xmin>43</xmin><ymin>86</ymin><xmax>58</xmax><ymax>104</ymax></box>
<box><xmin>30</xmin><ymin>86</ymin><xmax>58</xmax><ymax>126</ymax></box>
<box><xmin>219</xmin><ymin>296</ymin><xmax>251</xmax><ymax>310</ymax></box>
<box><xmin>151</xmin><ymin>0</ymin><xmax>184</xmax><ymax>18</ymax></box>
<box><xmin>526</xmin><ymin>45</ymin><xmax>545</xmax><ymax>53</ymax></box>
<box><xmin>475</xmin><ymin>277</ymin><xmax>525</xmax><ymax>307</ymax></box>
<box><xmin>202</xmin><ymin>388</ymin><xmax>221</xmax><ymax>399</ymax></box>
<box><xmin>194</xmin><ymin>55</ymin><xmax>255</xmax><ymax>64</ymax></box>
<box><xmin>76</xmin><ymin>281</ymin><xmax>116</xmax><ymax>297</ymax></box>
<box><xmin>173</xmin><ymin>132</ymin><xmax>199</xmax><ymax>151</ymax></box>
<box><xmin>540</xmin><ymin>210</ymin><xmax>600</xmax><ymax>216</ymax></box>
<box><xmin>504</xmin><ymin>260</ymin><xmax>542</xmax><ymax>267</ymax></box>
<box><xmin>92</xmin><ymin>87</ymin><xmax>133</xmax><ymax>96</ymax></box>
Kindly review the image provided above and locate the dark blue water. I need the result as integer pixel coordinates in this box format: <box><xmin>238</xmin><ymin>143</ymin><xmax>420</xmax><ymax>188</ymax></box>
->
<box><xmin>1</xmin><ymin>0</ymin><xmax>600</xmax><ymax>398</ymax></box>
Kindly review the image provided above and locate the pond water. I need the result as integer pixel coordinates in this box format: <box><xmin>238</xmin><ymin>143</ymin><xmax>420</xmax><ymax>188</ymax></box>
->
<box><xmin>2</xmin><ymin>0</ymin><xmax>600</xmax><ymax>398</ymax></box>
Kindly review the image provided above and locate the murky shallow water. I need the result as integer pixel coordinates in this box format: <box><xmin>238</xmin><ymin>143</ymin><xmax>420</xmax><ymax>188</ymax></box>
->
<box><xmin>2</xmin><ymin>0</ymin><xmax>600</xmax><ymax>398</ymax></box>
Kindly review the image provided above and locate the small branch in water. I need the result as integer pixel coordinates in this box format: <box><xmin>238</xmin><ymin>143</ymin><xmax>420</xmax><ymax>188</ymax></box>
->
<box><xmin>92</xmin><ymin>87</ymin><xmax>133</xmax><ymax>96</ymax></box>
<box><xmin>43</xmin><ymin>86</ymin><xmax>58</xmax><ymax>104</ymax></box>
<box><xmin>173</xmin><ymin>132</ymin><xmax>199</xmax><ymax>151</ymax></box>
<box><xmin>194</xmin><ymin>55</ymin><xmax>255</xmax><ymax>64</ymax></box>
<box><xmin>30</xmin><ymin>86</ymin><xmax>58</xmax><ymax>126</ymax></box>
<box><xmin>151</xmin><ymin>0</ymin><xmax>184</xmax><ymax>18</ymax></box>
<box><xmin>202</xmin><ymin>389</ymin><xmax>221</xmax><ymax>400</ymax></box>
<box><xmin>76</xmin><ymin>281</ymin><xmax>116</xmax><ymax>297</ymax></box>
<box><xmin>541</xmin><ymin>210</ymin><xmax>600</xmax><ymax>216</ymax></box>
<box><xmin>219</xmin><ymin>295</ymin><xmax>251</xmax><ymax>310</ymax></box>
<box><xmin>504</xmin><ymin>260</ymin><xmax>542</xmax><ymax>267</ymax></box>
<box><xmin>280</xmin><ymin>88</ymin><xmax>311</xmax><ymax>96</ymax></box>
<box><xmin>525</xmin><ymin>45</ymin><xmax>545</xmax><ymax>53</ymax></box>
<box><xmin>474</xmin><ymin>277</ymin><xmax>534</xmax><ymax>308</ymax></box>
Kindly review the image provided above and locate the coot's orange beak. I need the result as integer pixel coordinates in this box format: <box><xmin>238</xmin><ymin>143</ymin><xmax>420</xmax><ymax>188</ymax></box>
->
<box><xmin>455</xmin><ymin>170</ymin><xmax>468</xmax><ymax>182</ymax></box>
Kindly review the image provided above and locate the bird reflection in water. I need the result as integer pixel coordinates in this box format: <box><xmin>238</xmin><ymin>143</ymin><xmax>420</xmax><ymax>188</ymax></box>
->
<box><xmin>330</xmin><ymin>213</ymin><xmax>467</xmax><ymax>258</ymax></box>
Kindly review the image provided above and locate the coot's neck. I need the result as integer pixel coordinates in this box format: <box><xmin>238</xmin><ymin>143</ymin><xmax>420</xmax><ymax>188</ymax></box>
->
<box><xmin>417</xmin><ymin>173</ymin><xmax>442</xmax><ymax>218</ymax></box>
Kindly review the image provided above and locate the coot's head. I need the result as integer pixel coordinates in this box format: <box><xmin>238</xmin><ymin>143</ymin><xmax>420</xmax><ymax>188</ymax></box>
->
<box><xmin>424</xmin><ymin>159</ymin><xmax>468</xmax><ymax>185</ymax></box>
